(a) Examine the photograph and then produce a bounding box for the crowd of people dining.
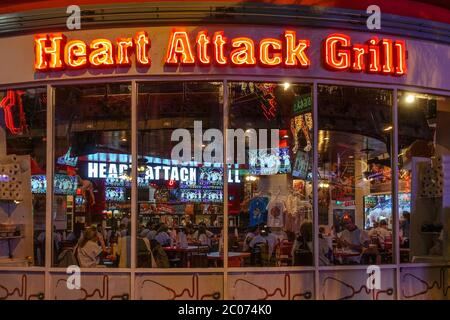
[47,210,401,269]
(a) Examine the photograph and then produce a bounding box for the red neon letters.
[323,33,407,75]
[34,29,407,76]
[0,90,27,135]
[35,31,151,71]
[165,30,195,65]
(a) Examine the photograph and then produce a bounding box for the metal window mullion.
[223,79,229,300]
[44,84,54,300]
[130,80,138,299]
[312,82,320,300]
[392,88,401,300]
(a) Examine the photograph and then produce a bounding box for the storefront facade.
[0,0,449,300]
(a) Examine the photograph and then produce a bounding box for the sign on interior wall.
[86,162,241,184]
[33,30,407,76]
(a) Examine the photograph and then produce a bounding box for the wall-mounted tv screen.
[249,147,291,175]
[364,193,411,230]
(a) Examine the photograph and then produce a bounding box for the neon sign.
[34,30,407,76]
[323,33,407,75]
[0,90,28,135]
[87,162,241,184]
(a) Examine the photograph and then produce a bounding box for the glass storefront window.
[0,87,47,267]
[318,85,393,265]
[136,81,224,268]
[227,82,314,267]
[53,83,131,268]
[398,91,450,263]
[1,80,447,274]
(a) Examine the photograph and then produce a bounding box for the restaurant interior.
[1,81,448,269]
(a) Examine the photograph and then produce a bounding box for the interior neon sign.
[34,29,407,76]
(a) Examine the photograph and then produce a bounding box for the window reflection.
[228,82,314,267]
[0,88,46,267]
[53,83,131,268]
[318,85,393,265]
[137,82,224,268]
[398,92,449,263]
[3,81,445,271]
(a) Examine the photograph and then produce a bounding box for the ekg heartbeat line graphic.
[322,276,394,300]
[402,267,450,299]
[55,275,127,300]
[140,273,220,300]
[232,274,312,300]
[0,275,43,300]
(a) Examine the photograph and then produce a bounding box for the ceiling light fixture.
[405,94,415,104]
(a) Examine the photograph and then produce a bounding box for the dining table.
[163,245,210,267]
[333,249,361,264]
[207,251,251,267]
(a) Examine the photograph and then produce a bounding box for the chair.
[168,256,182,268]
[191,246,209,268]
[277,241,293,266]
[251,241,272,267]
[293,249,313,266]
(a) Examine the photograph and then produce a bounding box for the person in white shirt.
[192,222,214,240]
[77,228,106,268]
[248,233,267,249]
[197,225,212,247]
[262,226,278,257]
[368,219,391,249]
[243,226,257,252]
[318,227,333,265]
[337,215,369,264]
[248,225,268,250]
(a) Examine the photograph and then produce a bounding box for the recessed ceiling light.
[405,94,415,104]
